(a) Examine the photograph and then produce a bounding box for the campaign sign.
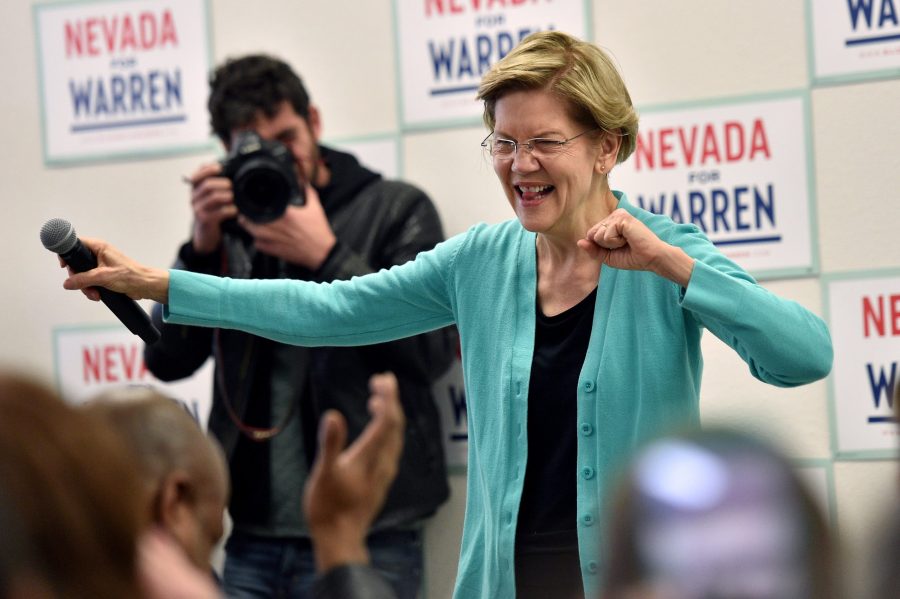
[395,0,587,129]
[825,271,900,459]
[34,0,213,165]
[612,94,815,279]
[809,0,900,83]
[432,355,468,470]
[53,325,214,430]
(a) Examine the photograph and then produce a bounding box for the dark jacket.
[144,146,453,532]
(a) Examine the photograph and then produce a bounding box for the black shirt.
[514,286,596,597]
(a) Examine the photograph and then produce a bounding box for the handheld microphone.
[40,218,161,345]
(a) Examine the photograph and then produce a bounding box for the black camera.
[221,130,305,223]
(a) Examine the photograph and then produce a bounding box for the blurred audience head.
[603,428,836,599]
[868,385,900,599]
[0,372,145,599]
[83,387,229,571]
[869,492,900,599]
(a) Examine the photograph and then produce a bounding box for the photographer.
[143,55,454,599]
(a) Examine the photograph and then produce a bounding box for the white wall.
[5,1,898,598]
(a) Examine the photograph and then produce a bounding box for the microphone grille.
[40,218,77,254]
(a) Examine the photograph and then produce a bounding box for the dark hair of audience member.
[602,428,838,599]
[0,486,46,598]
[0,373,146,598]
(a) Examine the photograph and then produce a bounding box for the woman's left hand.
[577,209,695,286]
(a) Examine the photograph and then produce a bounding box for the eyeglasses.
[481,128,600,160]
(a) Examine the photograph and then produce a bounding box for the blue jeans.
[222,529,423,599]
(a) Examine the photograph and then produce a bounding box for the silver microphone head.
[40,218,78,255]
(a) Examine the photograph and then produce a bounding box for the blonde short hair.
[477,31,638,164]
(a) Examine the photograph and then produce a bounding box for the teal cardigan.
[165,193,833,598]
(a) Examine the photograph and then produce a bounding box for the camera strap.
[213,328,298,442]
[212,243,297,442]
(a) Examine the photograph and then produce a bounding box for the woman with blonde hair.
[61,31,832,598]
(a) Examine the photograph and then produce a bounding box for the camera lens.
[233,160,292,223]
[222,130,304,223]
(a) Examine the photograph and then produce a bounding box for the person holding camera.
[143,55,454,599]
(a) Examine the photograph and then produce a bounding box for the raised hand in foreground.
[303,372,406,574]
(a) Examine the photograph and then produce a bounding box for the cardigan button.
[587,560,598,574]
[580,422,594,436]
[581,467,595,480]
[583,380,595,392]
[582,514,594,527]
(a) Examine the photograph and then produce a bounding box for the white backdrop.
[4,1,899,598]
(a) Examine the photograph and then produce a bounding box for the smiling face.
[491,87,616,241]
